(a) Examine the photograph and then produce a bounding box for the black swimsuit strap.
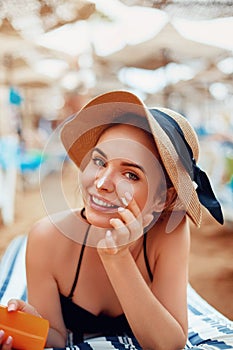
[68,208,153,298]
[143,232,153,282]
[68,222,91,299]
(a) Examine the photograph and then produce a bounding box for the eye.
[125,171,140,181]
[92,156,106,167]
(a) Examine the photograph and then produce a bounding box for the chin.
[85,210,113,229]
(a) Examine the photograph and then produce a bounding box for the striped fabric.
[185,284,233,349]
[0,235,27,304]
[0,235,233,350]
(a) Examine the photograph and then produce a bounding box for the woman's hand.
[7,299,41,317]
[0,329,13,350]
[0,300,41,349]
[97,193,153,256]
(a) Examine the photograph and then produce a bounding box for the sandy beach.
[0,162,232,321]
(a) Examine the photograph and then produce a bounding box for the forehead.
[97,124,158,157]
[95,124,161,171]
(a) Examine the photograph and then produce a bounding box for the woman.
[2,91,223,350]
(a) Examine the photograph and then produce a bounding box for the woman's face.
[80,124,167,228]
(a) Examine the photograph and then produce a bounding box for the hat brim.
[60,90,202,227]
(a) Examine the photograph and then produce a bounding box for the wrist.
[98,245,132,264]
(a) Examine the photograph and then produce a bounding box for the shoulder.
[27,208,85,250]
[148,213,190,257]
[145,214,190,282]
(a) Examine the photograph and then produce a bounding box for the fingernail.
[6,336,13,345]
[106,230,112,238]
[118,206,124,212]
[125,192,132,201]
[8,303,17,312]
[0,329,5,337]
[121,197,128,206]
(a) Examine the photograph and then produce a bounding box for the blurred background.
[0,0,233,319]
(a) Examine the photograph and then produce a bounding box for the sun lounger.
[0,235,233,349]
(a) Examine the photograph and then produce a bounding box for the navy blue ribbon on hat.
[149,108,224,225]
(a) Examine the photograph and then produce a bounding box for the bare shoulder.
[147,213,190,257]
[143,214,190,283]
[27,209,84,250]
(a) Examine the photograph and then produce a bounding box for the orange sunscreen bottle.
[0,305,49,350]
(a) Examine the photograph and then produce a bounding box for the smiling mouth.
[91,195,118,209]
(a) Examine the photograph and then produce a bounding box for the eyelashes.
[92,156,141,182]
[124,172,140,181]
[92,156,106,167]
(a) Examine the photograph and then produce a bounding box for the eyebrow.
[92,147,106,158]
[92,147,145,174]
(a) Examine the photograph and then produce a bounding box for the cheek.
[128,181,149,213]
[79,164,97,190]
[136,187,149,212]
[114,177,149,211]
[146,175,167,213]
[115,179,134,203]
[140,175,163,214]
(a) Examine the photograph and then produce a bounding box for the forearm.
[100,251,187,350]
[45,328,66,348]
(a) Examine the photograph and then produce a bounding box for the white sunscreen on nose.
[97,176,106,189]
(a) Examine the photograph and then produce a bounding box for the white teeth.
[92,196,116,208]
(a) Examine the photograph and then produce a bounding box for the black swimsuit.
[59,224,153,344]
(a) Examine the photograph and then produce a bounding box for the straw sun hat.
[60,90,223,228]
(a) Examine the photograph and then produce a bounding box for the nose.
[95,171,115,192]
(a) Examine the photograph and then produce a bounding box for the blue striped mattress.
[0,235,233,350]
